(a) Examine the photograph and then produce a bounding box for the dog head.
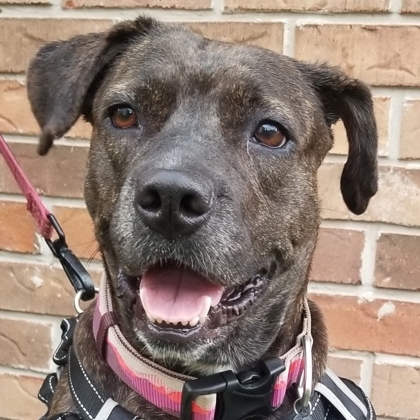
[27,17,377,374]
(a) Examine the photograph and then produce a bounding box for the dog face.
[28,17,377,374]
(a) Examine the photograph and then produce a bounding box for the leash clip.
[181,358,285,420]
[45,214,96,302]
[294,335,313,414]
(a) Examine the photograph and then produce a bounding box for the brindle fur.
[27,17,378,419]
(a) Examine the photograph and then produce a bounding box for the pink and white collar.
[93,276,313,420]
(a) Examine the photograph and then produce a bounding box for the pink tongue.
[140,267,224,323]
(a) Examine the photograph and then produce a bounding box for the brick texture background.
[0,0,419,419]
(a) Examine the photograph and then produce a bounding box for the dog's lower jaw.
[105,260,327,379]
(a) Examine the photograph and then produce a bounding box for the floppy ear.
[296,62,378,215]
[27,16,158,155]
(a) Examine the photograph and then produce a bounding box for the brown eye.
[254,122,287,148]
[111,106,138,129]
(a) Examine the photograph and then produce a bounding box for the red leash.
[0,133,96,301]
[0,133,53,239]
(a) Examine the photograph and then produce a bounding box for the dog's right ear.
[296,62,378,216]
[27,17,158,155]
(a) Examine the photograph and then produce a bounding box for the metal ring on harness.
[293,399,312,416]
[74,287,100,314]
[294,335,313,412]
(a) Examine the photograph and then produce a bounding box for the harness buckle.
[45,214,96,301]
[180,358,285,420]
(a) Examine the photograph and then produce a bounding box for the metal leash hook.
[73,289,99,314]
[293,335,314,420]
[45,214,98,313]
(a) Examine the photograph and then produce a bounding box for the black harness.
[38,316,375,420]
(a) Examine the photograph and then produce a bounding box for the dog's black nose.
[136,170,214,238]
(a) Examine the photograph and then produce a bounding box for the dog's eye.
[111,106,138,129]
[253,122,287,148]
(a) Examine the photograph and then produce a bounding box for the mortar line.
[359,353,375,397]
[282,16,296,57]
[39,195,87,208]
[212,0,223,16]
[324,154,420,167]
[388,90,404,160]
[308,282,420,304]
[0,192,87,207]
[328,349,373,359]
[2,133,90,148]
[1,6,420,23]
[0,309,62,324]
[328,348,420,367]
[375,353,420,366]
[320,219,420,236]
[360,224,379,287]
[0,364,47,378]
[389,0,403,13]
[0,73,26,82]
[0,246,104,268]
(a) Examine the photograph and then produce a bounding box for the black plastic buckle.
[180,358,285,420]
[45,214,95,301]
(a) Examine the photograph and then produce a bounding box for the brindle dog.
[27,16,378,419]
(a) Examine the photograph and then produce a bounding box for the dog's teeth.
[147,314,156,323]
[181,321,189,326]
[156,318,163,324]
[189,317,200,327]
[199,296,212,324]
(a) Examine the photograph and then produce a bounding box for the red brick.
[0,19,283,74]
[331,97,390,156]
[0,18,111,73]
[224,0,389,12]
[185,22,283,53]
[0,80,39,135]
[311,294,420,357]
[0,317,52,370]
[296,25,420,86]
[0,142,87,198]
[0,261,102,316]
[0,201,38,253]
[372,363,420,419]
[327,354,363,385]
[311,228,364,284]
[53,206,100,260]
[63,0,211,9]
[0,373,44,420]
[0,80,91,139]
[401,0,420,13]
[374,233,420,291]
[318,164,420,228]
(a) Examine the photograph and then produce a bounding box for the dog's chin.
[114,262,270,355]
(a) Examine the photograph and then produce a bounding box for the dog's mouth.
[122,264,268,341]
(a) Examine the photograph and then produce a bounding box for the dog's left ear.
[27,17,158,155]
[296,62,378,215]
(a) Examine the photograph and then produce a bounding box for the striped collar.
[92,276,313,419]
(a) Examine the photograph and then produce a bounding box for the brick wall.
[0,0,419,419]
